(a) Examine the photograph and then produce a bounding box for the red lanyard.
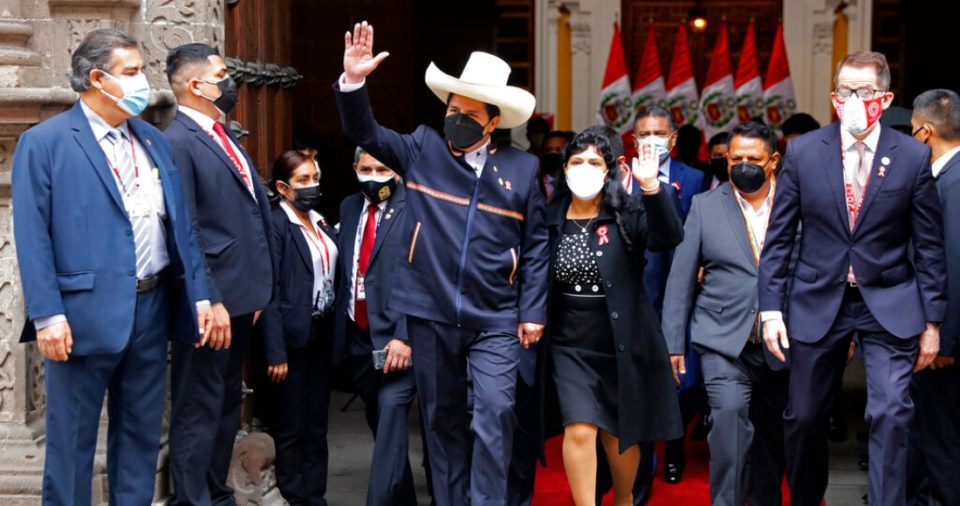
[298,221,331,274]
[110,131,140,195]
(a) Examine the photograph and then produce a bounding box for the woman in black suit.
[260,149,338,505]
[544,130,684,505]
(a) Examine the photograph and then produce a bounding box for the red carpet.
[532,435,803,505]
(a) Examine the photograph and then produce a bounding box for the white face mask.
[356,174,393,183]
[565,163,606,201]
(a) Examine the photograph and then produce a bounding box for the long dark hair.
[560,129,640,249]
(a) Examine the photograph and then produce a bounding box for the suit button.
[837,276,845,282]
[127,269,135,276]
[611,311,619,319]
[606,281,613,288]
[618,344,625,352]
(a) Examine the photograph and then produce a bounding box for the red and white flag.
[632,23,666,119]
[699,20,736,140]
[734,20,764,123]
[763,21,797,132]
[597,22,634,140]
[665,25,700,128]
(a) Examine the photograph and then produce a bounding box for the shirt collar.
[734,180,776,214]
[280,200,323,229]
[362,197,389,210]
[463,139,491,164]
[80,98,128,142]
[179,105,220,133]
[840,123,882,153]
[932,145,960,178]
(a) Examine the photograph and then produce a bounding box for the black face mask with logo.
[730,162,767,194]
[444,113,488,151]
[358,177,398,204]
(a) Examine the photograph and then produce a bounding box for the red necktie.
[212,121,253,194]
[355,204,378,330]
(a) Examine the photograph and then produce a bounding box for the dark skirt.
[550,291,620,436]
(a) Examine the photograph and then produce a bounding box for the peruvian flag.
[734,20,764,123]
[631,23,667,120]
[698,20,736,140]
[665,24,700,128]
[597,22,634,141]
[763,21,798,132]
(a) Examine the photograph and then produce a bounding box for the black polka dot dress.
[550,220,619,435]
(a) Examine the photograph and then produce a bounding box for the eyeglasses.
[834,87,886,101]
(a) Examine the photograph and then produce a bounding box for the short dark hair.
[271,150,315,193]
[543,130,575,145]
[634,104,677,132]
[166,43,220,86]
[835,51,891,91]
[581,125,624,159]
[708,132,729,149]
[446,94,501,122]
[69,29,139,92]
[730,120,779,157]
[913,89,960,141]
[781,113,821,137]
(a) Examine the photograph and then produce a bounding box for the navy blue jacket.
[164,111,274,316]
[759,123,947,342]
[333,83,549,332]
[260,206,338,365]
[334,187,409,355]
[13,101,209,352]
[935,150,960,357]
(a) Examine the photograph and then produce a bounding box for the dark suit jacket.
[759,123,947,342]
[260,206,338,364]
[164,110,274,316]
[663,183,770,360]
[12,101,209,353]
[333,83,549,333]
[935,150,960,357]
[333,187,409,356]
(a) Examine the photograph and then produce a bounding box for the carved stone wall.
[0,1,224,504]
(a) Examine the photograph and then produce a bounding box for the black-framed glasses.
[834,87,885,101]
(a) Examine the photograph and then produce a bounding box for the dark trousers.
[700,342,788,506]
[907,362,960,505]
[785,287,917,506]
[43,285,169,506]
[507,373,538,506]
[170,313,256,506]
[408,316,519,506]
[269,327,334,506]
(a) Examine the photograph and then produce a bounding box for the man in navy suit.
[12,29,210,505]
[907,89,960,506]
[334,22,548,505]
[759,52,947,506]
[163,43,275,506]
[334,147,418,505]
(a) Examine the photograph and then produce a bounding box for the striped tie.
[849,141,868,230]
[106,129,152,279]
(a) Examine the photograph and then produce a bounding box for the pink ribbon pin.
[597,225,610,246]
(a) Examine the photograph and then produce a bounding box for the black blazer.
[260,206,338,364]
[334,187,409,357]
[936,150,960,357]
[540,188,685,452]
[164,111,274,316]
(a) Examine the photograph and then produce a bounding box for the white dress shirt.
[658,157,672,183]
[280,201,338,314]
[37,101,172,331]
[348,198,388,321]
[179,105,257,200]
[734,182,776,255]
[933,145,960,178]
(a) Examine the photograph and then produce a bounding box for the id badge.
[127,197,153,219]
[356,276,367,301]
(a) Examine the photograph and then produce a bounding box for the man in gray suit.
[662,121,789,506]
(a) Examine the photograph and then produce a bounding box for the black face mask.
[542,152,564,176]
[203,76,239,114]
[709,157,729,181]
[444,113,488,151]
[289,184,322,212]
[358,177,398,204]
[730,162,767,194]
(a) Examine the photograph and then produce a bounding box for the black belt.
[136,271,166,292]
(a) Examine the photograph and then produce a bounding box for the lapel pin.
[385,208,394,220]
[146,138,153,146]
[493,166,499,173]
[505,181,512,191]
[498,177,504,186]
[879,166,887,178]
[881,156,891,166]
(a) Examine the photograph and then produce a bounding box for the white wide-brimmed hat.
[425,52,536,129]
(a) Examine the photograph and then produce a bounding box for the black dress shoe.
[827,414,848,442]
[664,457,686,484]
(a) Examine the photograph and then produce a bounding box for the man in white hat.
[333,22,548,505]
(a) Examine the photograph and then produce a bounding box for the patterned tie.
[106,129,151,279]
[212,121,254,196]
[354,204,378,330]
[849,141,869,230]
